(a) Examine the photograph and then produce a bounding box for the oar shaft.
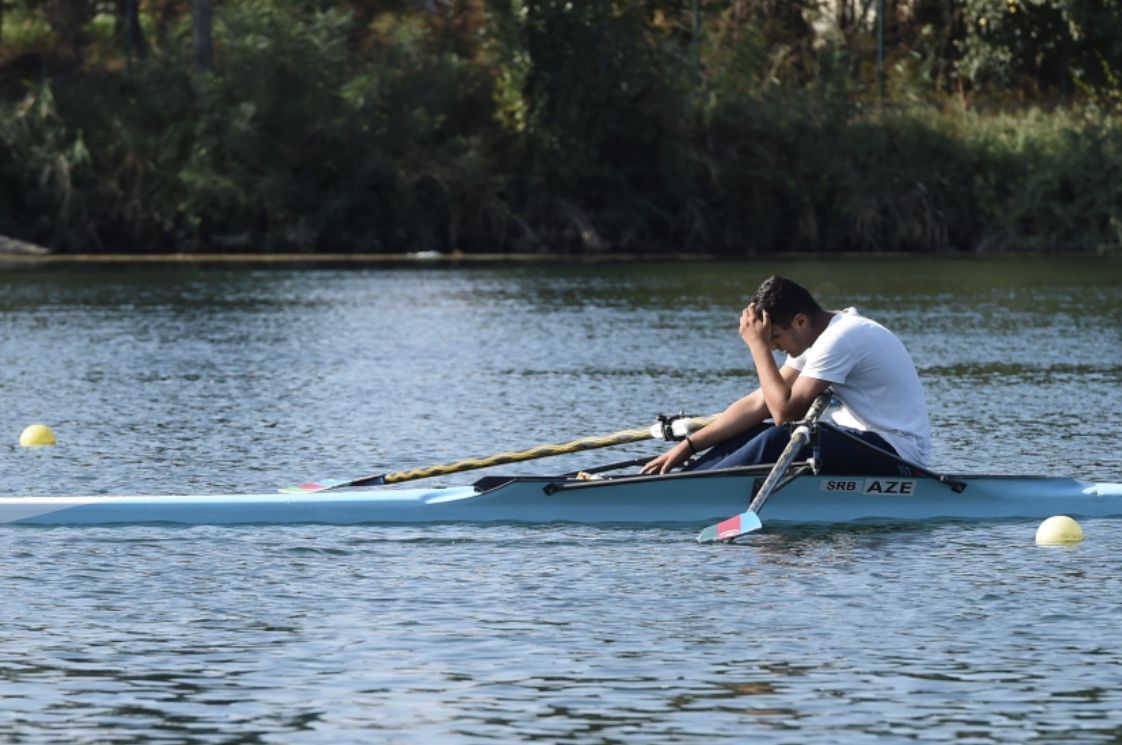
[375,415,718,486]
[698,394,833,543]
[746,394,832,514]
[746,425,812,513]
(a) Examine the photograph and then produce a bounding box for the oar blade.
[279,479,347,494]
[696,510,763,544]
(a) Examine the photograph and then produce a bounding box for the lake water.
[1,256,1121,742]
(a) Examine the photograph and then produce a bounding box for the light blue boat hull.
[2,471,1122,527]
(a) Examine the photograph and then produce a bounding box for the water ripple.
[2,260,1122,742]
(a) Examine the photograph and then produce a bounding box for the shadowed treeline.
[1,0,1120,254]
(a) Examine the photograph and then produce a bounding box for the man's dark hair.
[750,275,823,327]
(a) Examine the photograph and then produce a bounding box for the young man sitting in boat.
[641,275,931,476]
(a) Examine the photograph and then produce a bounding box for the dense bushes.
[0,0,1120,253]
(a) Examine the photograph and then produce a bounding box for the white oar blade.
[696,510,763,544]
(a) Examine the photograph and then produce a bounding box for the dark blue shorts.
[686,422,909,476]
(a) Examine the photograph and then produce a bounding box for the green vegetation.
[1,0,1120,254]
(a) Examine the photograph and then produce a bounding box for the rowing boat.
[3,467,1121,526]
[5,406,1119,528]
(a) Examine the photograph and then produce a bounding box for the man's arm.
[772,374,832,423]
[741,305,831,424]
[639,365,801,475]
[688,363,805,449]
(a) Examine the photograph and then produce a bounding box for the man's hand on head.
[740,302,773,353]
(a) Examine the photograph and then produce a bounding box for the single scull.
[2,468,1120,526]
[4,406,1119,528]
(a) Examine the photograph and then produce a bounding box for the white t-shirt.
[785,308,931,465]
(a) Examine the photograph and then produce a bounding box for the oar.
[697,394,832,544]
[282,414,718,493]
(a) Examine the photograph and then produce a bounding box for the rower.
[642,275,931,477]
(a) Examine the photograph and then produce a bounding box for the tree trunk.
[192,0,213,71]
[125,0,148,62]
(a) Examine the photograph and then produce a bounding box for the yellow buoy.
[19,424,57,447]
[1035,515,1083,545]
